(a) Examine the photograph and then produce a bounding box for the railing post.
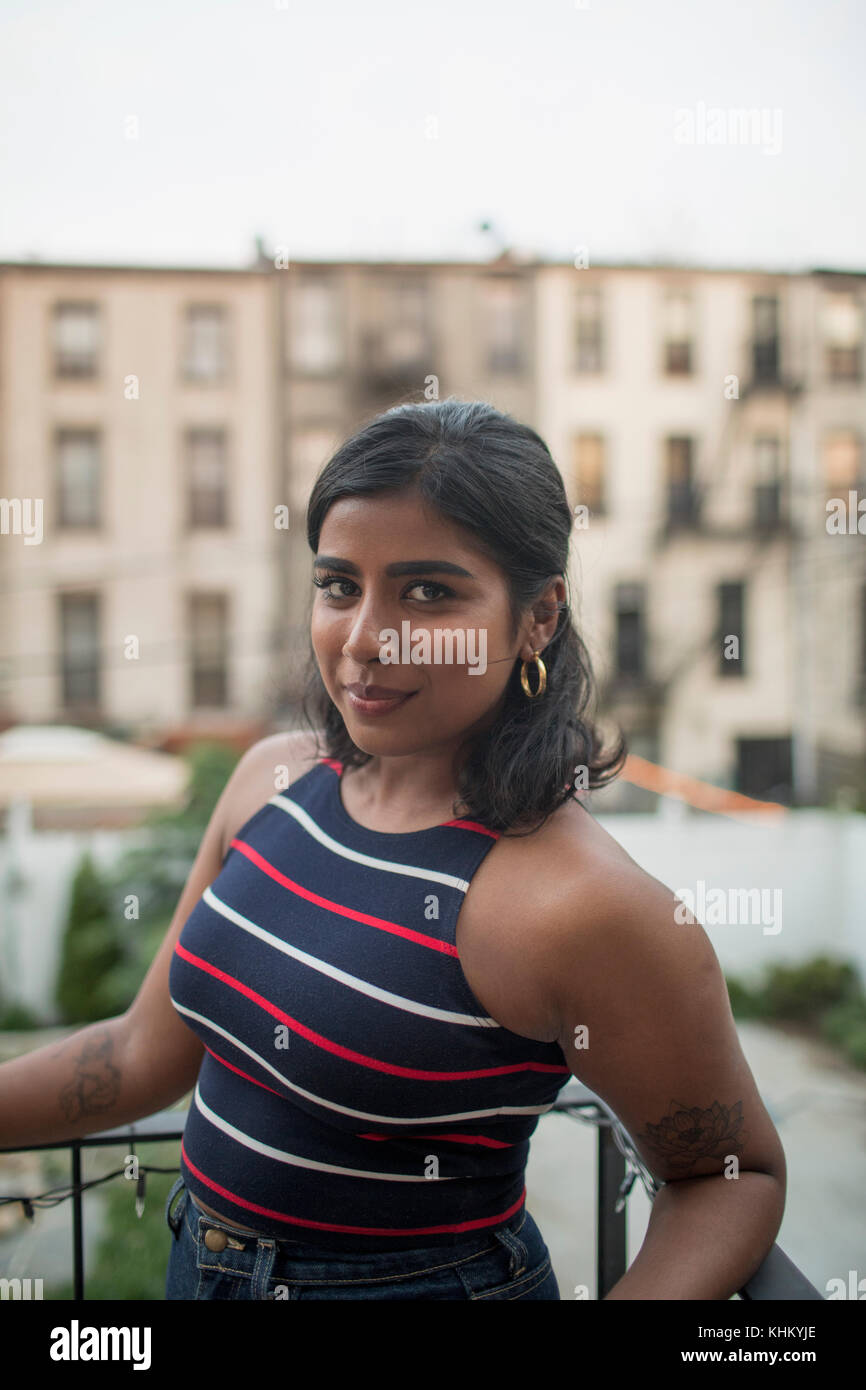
[71,1142,84,1301]
[597,1121,627,1298]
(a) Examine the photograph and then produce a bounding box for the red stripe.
[204,1044,285,1098]
[175,940,568,1080]
[229,837,459,957]
[358,1131,512,1148]
[439,818,499,838]
[181,1140,526,1237]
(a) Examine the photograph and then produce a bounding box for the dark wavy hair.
[300,396,626,835]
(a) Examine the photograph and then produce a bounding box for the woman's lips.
[343,687,418,716]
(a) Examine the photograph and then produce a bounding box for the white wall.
[594,804,866,987]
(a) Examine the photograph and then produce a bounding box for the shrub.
[54,853,124,1025]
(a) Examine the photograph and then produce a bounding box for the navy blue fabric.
[168,758,572,1251]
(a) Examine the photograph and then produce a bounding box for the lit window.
[572,433,606,513]
[822,293,863,382]
[822,429,862,495]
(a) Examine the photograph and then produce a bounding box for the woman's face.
[311,491,555,763]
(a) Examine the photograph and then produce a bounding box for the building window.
[483,278,524,372]
[822,292,863,383]
[665,436,698,525]
[575,286,603,372]
[735,736,792,804]
[662,289,693,374]
[751,295,779,383]
[375,281,430,366]
[182,305,228,382]
[289,279,342,374]
[53,302,100,378]
[188,593,229,707]
[717,581,745,676]
[59,592,101,707]
[185,428,228,527]
[614,582,645,678]
[753,435,783,528]
[822,429,863,498]
[572,433,606,514]
[56,428,101,527]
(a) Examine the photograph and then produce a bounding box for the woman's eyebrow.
[313,556,476,579]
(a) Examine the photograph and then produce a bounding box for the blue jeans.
[164,1177,560,1300]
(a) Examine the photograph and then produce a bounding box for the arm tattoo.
[635,1099,745,1177]
[58,1028,122,1122]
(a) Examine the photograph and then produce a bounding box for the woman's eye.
[405,581,450,601]
[313,576,355,600]
[312,576,452,602]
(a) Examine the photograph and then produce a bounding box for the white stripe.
[170,997,558,1125]
[193,1082,457,1182]
[203,884,499,1028]
[265,792,474,892]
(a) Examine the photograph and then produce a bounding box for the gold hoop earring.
[519,649,547,699]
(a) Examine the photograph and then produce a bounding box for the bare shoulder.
[516,796,711,984]
[524,798,677,940]
[475,795,654,941]
[457,795,655,1042]
[218,728,325,859]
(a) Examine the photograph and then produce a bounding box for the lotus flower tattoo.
[637,1099,745,1175]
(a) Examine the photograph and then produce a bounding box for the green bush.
[819,998,866,1046]
[0,1000,41,1030]
[840,1023,866,1069]
[725,975,768,1018]
[727,955,866,1072]
[762,956,860,1022]
[55,853,125,1024]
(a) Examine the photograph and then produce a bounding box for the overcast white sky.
[0,0,863,270]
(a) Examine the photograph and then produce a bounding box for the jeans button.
[204,1227,228,1252]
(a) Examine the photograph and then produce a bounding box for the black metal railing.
[1,1082,824,1300]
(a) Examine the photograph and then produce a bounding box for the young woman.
[0,398,785,1300]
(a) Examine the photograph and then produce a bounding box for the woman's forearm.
[602,1169,786,1300]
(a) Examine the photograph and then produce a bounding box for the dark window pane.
[718,581,745,676]
[60,593,100,706]
[615,582,645,677]
[736,737,792,804]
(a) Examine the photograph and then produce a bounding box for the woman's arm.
[543,860,787,1300]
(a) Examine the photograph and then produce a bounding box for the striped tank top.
[168,756,573,1250]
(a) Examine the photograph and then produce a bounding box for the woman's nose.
[341,606,389,664]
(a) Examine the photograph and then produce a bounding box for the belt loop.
[251,1238,278,1300]
[493,1223,527,1278]
[165,1176,187,1238]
